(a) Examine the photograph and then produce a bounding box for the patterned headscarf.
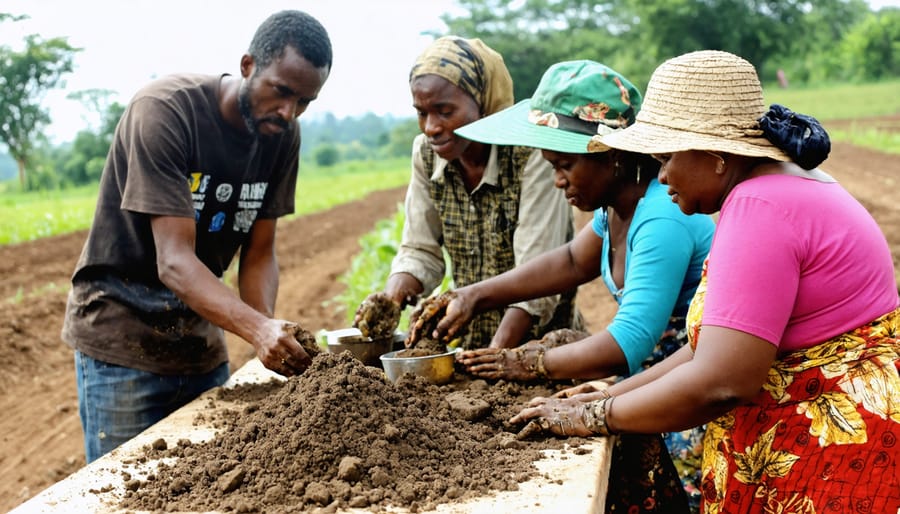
[410,36,514,116]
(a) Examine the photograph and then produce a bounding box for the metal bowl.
[325,328,394,367]
[379,348,459,385]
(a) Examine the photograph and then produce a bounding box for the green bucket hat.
[455,60,642,153]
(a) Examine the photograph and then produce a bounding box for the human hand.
[457,339,547,380]
[352,292,401,340]
[539,328,591,349]
[384,272,423,309]
[253,319,316,377]
[551,379,614,400]
[406,290,472,347]
[551,382,598,399]
[509,396,594,439]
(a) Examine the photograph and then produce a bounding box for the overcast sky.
[2,0,898,143]
[1,0,460,142]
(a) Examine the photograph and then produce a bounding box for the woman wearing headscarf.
[361,36,583,349]
[511,50,900,513]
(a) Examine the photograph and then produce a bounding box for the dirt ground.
[1,118,899,511]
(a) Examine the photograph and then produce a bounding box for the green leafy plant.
[334,203,453,331]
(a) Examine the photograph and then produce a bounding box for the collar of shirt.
[430,144,501,192]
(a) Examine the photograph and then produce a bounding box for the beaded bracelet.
[581,397,616,436]
[533,348,549,379]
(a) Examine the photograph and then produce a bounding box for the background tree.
[440,0,874,94]
[385,118,422,158]
[57,98,124,186]
[439,0,629,101]
[314,143,340,167]
[837,8,900,81]
[0,13,79,189]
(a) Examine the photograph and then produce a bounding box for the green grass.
[0,158,410,246]
[0,185,99,245]
[291,159,409,218]
[764,79,900,121]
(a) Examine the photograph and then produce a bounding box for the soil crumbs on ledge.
[120,352,586,513]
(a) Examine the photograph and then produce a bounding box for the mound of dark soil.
[120,352,582,513]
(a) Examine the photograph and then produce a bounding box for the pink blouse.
[701,174,898,352]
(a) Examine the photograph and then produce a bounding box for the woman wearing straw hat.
[357,36,584,350]
[511,50,900,513]
[408,59,716,512]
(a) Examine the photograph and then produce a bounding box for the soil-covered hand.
[352,292,401,340]
[254,320,317,377]
[384,272,424,309]
[551,379,614,400]
[509,396,594,439]
[457,340,546,381]
[538,328,591,349]
[406,290,469,347]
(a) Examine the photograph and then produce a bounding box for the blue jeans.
[75,351,229,463]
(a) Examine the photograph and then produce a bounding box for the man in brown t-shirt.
[61,10,332,463]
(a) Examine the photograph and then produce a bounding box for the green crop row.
[334,203,453,332]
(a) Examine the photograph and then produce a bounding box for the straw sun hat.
[602,50,790,162]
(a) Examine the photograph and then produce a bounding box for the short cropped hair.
[248,10,332,71]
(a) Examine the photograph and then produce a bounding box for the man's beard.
[238,76,290,137]
[237,78,259,137]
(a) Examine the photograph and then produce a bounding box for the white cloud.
[1,0,460,142]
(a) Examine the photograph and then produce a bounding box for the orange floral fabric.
[687,259,900,513]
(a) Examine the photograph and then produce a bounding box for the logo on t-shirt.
[189,173,210,193]
[215,184,233,203]
[234,210,258,233]
[210,212,226,232]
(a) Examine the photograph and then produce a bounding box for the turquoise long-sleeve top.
[594,179,715,375]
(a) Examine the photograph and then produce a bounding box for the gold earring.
[705,151,725,174]
[636,164,641,184]
[614,161,622,178]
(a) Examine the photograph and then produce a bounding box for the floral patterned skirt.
[699,307,900,513]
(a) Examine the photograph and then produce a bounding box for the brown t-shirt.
[62,73,299,374]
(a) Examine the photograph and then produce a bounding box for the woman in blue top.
[407,60,714,513]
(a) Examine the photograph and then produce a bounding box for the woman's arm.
[606,326,777,432]
[512,327,777,434]
[607,216,698,375]
[424,224,603,342]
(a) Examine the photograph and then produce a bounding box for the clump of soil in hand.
[406,291,461,349]
[285,323,321,357]
[353,292,401,341]
[120,353,580,513]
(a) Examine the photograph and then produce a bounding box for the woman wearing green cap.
[407,59,715,512]
[511,51,899,514]
[356,36,584,350]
